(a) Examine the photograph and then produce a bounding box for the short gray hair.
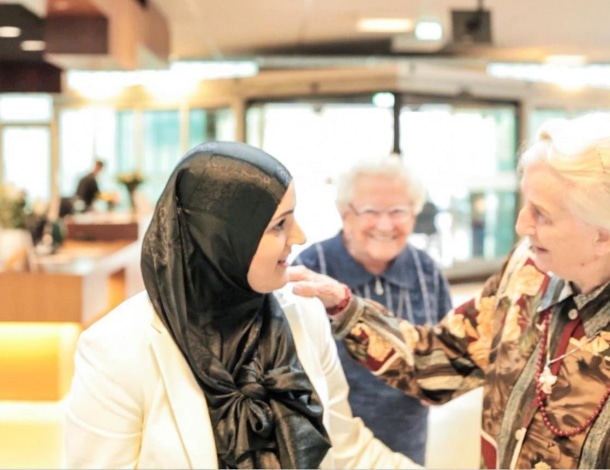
[335,155,426,215]
[519,112,610,230]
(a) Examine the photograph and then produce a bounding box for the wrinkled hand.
[287,265,348,310]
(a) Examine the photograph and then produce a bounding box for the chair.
[0,322,81,468]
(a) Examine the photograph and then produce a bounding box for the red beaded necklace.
[535,310,610,437]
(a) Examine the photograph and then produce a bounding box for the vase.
[127,189,137,214]
[0,228,35,271]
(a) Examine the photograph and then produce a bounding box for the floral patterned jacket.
[332,240,610,469]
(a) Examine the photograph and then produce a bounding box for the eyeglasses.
[348,203,413,222]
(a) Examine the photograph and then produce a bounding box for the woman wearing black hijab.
[64,142,416,469]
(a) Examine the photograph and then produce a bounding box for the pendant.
[539,365,557,395]
[374,277,384,295]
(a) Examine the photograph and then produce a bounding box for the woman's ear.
[593,228,610,256]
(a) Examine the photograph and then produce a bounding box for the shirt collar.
[536,272,610,339]
[536,273,573,313]
[327,233,414,289]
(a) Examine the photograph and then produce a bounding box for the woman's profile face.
[247,181,306,293]
[515,161,601,290]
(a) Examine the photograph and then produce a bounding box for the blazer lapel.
[150,315,218,469]
[281,298,329,405]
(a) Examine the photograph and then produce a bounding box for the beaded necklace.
[535,310,610,437]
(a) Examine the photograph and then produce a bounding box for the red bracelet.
[326,285,351,316]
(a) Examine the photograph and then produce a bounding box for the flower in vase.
[117,172,145,193]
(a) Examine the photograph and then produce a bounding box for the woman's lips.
[531,244,548,255]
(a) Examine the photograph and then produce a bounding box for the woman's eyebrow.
[268,209,294,223]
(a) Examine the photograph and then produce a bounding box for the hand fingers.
[291,282,317,298]
[287,265,313,282]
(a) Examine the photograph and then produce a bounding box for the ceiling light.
[414,21,443,41]
[357,18,413,33]
[372,92,395,108]
[169,60,259,79]
[0,26,21,38]
[21,40,45,51]
[545,55,586,66]
[487,63,610,90]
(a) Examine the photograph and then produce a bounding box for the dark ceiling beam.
[0,60,61,93]
[0,4,45,62]
[45,15,109,55]
[44,0,170,70]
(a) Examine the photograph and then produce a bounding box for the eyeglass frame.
[348,203,414,222]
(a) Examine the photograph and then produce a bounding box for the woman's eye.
[271,219,286,231]
[532,206,549,223]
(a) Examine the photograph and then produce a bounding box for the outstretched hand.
[287,265,348,310]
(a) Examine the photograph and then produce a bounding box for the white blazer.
[64,288,418,469]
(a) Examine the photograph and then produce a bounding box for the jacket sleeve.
[301,296,421,469]
[64,308,146,469]
[327,245,527,405]
[330,279,497,405]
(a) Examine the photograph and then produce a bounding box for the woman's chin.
[530,251,551,273]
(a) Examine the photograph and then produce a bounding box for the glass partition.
[0,94,52,204]
[189,108,236,149]
[141,110,181,205]
[56,106,235,211]
[58,107,117,199]
[1,126,50,201]
[399,103,519,265]
[246,97,395,257]
[246,95,519,268]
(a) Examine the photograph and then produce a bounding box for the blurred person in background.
[75,159,104,212]
[293,156,452,465]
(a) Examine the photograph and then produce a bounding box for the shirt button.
[568,309,578,320]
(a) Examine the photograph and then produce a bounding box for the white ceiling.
[149,0,610,68]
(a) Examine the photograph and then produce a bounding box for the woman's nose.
[290,221,307,246]
[515,205,534,237]
[373,212,395,230]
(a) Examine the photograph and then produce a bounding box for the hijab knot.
[237,364,269,401]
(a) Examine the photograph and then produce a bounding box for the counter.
[0,239,144,325]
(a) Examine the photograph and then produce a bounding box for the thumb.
[287,265,310,282]
[291,282,318,298]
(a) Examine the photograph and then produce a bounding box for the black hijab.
[140,141,331,469]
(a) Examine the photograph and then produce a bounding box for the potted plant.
[116,172,145,212]
[0,184,35,271]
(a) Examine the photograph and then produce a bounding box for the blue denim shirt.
[293,232,452,464]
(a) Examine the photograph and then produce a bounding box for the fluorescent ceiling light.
[0,26,21,38]
[545,55,586,66]
[487,63,610,90]
[66,60,259,99]
[169,60,259,79]
[21,40,45,51]
[357,18,413,33]
[414,21,443,41]
[372,92,395,108]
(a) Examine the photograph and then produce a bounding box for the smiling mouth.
[369,233,396,242]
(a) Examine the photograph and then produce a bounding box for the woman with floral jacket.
[289,113,610,469]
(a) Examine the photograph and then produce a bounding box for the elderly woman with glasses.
[292,156,452,465]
